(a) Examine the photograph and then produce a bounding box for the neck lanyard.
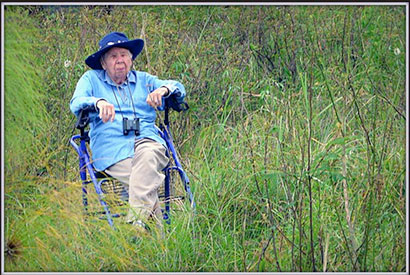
[111,80,138,120]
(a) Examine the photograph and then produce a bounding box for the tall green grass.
[3,7,50,178]
[3,5,407,272]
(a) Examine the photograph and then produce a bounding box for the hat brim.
[85,39,144,70]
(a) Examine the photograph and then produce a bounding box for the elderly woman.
[70,32,186,233]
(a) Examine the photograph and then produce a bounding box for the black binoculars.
[123,117,140,136]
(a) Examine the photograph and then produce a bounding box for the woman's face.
[101,47,132,85]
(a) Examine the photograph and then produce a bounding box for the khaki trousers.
[105,138,169,224]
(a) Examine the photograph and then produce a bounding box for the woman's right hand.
[96,100,115,123]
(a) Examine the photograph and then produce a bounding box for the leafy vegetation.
[3,4,407,272]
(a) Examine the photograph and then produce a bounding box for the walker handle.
[75,105,96,130]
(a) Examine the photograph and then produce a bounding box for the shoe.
[127,219,149,236]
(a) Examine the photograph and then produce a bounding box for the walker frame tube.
[159,123,196,210]
[70,134,115,227]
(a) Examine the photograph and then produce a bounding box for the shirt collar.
[97,70,136,86]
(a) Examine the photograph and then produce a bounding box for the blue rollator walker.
[70,95,195,228]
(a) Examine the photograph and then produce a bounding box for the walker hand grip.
[75,105,96,130]
[165,94,189,112]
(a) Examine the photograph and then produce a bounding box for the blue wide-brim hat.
[85,32,144,70]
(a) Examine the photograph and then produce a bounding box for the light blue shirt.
[70,69,186,171]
